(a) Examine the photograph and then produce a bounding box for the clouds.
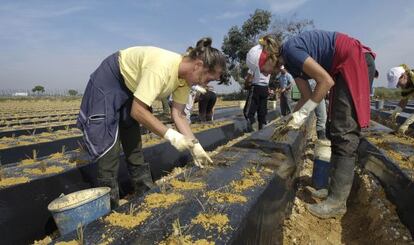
[265,0,310,13]
[216,11,246,20]
[0,0,413,93]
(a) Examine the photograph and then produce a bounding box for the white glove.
[190,143,213,168]
[391,106,403,122]
[193,85,207,94]
[287,99,318,129]
[398,114,414,135]
[163,128,194,152]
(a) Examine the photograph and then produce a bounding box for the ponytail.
[185,37,226,72]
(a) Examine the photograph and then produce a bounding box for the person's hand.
[397,114,414,135]
[391,106,403,122]
[190,143,213,168]
[272,100,318,140]
[286,99,318,129]
[163,128,194,151]
[398,124,409,135]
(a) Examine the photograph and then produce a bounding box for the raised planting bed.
[371,107,414,133]
[359,120,414,236]
[0,114,78,128]
[0,111,78,122]
[0,106,265,165]
[0,111,279,245]
[0,121,78,138]
[52,118,312,245]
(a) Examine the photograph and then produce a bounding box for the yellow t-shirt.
[118,46,190,106]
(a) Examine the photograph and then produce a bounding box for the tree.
[222,10,314,85]
[222,9,272,84]
[68,89,78,96]
[32,85,45,95]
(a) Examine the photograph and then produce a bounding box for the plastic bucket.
[375,100,384,110]
[48,187,111,236]
[312,159,331,190]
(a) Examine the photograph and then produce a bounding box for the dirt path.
[282,137,413,245]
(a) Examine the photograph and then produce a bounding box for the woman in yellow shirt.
[77,37,226,207]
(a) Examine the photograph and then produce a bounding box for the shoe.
[306,155,355,219]
[317,130,327,140]
[307,198,347,219]
[246,121,254,132]
[128,162,155,196]
[305,186,328,199]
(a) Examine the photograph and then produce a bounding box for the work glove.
[272,99,318,140]
[397,114,414,135]
[163,128,194,152]
[190,142,213,168]
[287,99,319,129]
[193,85,207,94]
[391,106,403,122]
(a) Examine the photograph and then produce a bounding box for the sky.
[0,0,413,94]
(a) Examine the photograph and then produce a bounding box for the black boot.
[305,186,328,199]
[317,129,327,140]
[128,162,155,197]
[246,119,254,132]
[307,155,355,218]
[97,178,120,209]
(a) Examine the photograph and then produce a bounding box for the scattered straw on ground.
[0,176,30,188]
[192,213,230,233]
[55,240,79,245]
[159,235,215,245]
[230,178,256,193]
[49,152,65,159]
[170,179,205,190]
[105,210,151,229]
[206,191,247,204]
[32,236,52,244]
[144,193,183,209]
[20,158,37,166]
[23,166,64,175]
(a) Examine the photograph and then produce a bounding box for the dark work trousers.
[244,85,269,129]
[97,112,154,207]
[280,91,292,116]
[329,53,376,157]
[198,90,217,121]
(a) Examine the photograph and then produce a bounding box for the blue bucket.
[48,187,111,236]
[312,159,331,190]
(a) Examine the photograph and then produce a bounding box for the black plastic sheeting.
[359,121,414,237]
[0,107,250,165]
[0,111,278,245]
[371,107,414,131]
[0,123,77,138]
[52,117,311,245]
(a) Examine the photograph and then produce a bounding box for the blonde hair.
[258,35,281,63]
[401,64,414,84]
[185,37,226,72]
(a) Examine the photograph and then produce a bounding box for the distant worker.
[244,37,276,131]
[77,38,225,208]
[387,64,414,135]
[276,65,293,116]
[198,85,217,122]
[183,85,207,123]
